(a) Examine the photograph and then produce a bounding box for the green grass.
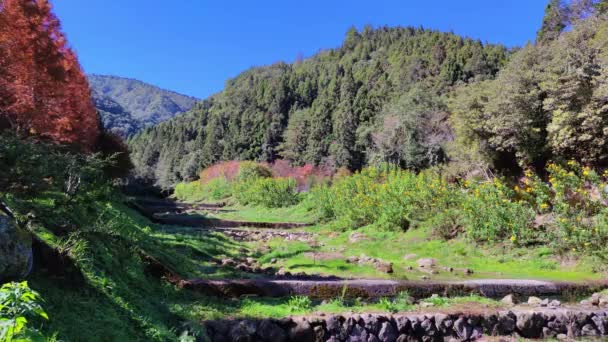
[206,203,316,223]
[256,223,601,281]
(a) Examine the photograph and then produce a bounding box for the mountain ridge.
[88,74,198,136]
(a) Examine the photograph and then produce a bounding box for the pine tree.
[537,0,569,45]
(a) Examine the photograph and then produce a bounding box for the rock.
[591,293,601,306]
[0,214,32,281]
[257,319,286,342]
[494,312,516,335]
[289,319,314,342]
[600,296,608,307]
[556,333,568,340]
[362,315,380,335]
[326,316,348,340]
[540,298,549,307]
[581,323,598,336]
[416,258,436,268]
[454,317,473,340]
[403,254,417,260]
[527,296,543,306]
[580,299,592,306]
[276,267,287,276]
[347,324,368,342]
[313,325,325,342]
[549,299,561,308]
[395,316,411,333]
[463,268,474,275]
[420,302,434,308]
[501,294,516,306]
[229,320,257,342]
[377,321,397,342]
[516,312,546,338]
[375,261,393,274]
[270,258,277,264]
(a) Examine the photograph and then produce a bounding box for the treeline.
[129,27,509,188]
[130,0,608,190]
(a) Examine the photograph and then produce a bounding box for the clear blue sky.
[54,0,548,99]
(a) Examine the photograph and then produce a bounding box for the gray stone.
[556,333,568,340]
[454,317,472,340]
[0,214,32,281]
[367,335,380,342]
[581,323,598,336]
[257,319,286,342]
[549,299,561,308]
[495,312,516,335]
[501,294,516,306]
[591,314,607,335]
[313,325,325,342]
[229,320,257,342]
[378,321,397,342]
[395,316,410,334]
[527,296,543,306]
[289,319,314,342]
[326,316,348,340]
[347,324,368,342]
[516,312,546,338]
[362,314,381,335]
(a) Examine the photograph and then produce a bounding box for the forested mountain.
[89,75,198,136]
[129,27,510,188]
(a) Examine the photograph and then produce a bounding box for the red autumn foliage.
[199,160,336,192]
[199,160,243,184]
[0,0,100,150]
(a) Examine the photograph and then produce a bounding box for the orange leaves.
[0,0,100,150]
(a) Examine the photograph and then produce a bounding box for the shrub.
[286,296,312,313]
[461,178,536,244]
[0,281,49,341]
[233,177,300,208]
[174,178,232,202]
[308,166,457,231]
[236,161,273,182]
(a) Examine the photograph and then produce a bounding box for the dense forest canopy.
[129,26,510,188]
[130,0,608,190]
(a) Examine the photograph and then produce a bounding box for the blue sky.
[54,0,548,99]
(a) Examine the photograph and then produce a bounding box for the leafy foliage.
[0,281,48,342]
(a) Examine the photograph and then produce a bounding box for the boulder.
[375,261,393,274]
[377,321,397,342]
[527,296,543,306]
[516,312,546,338]
[289,319,314,342]
[0,214,32,281]
[229,320,257,342]
[257,319,286,342]
[501,294,517,306]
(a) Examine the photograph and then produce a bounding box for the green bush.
[0,281,49,341]
[174,178,232,202]
[233,177,300,208]
[309,166,457,231]
[236,162,273,182]
[286,296,312,313]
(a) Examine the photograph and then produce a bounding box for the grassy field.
[253,223,601,282]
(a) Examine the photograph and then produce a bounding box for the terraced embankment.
[135,197,608,341]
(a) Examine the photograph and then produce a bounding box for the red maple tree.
[0,0,100,150]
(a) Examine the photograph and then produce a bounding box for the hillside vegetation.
[89,75,198,136]
[129,27,509,188]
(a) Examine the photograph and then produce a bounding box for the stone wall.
[203,308,608,341]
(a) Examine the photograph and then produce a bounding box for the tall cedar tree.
[0,0,99,150]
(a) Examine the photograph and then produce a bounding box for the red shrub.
[199,159,336,192]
